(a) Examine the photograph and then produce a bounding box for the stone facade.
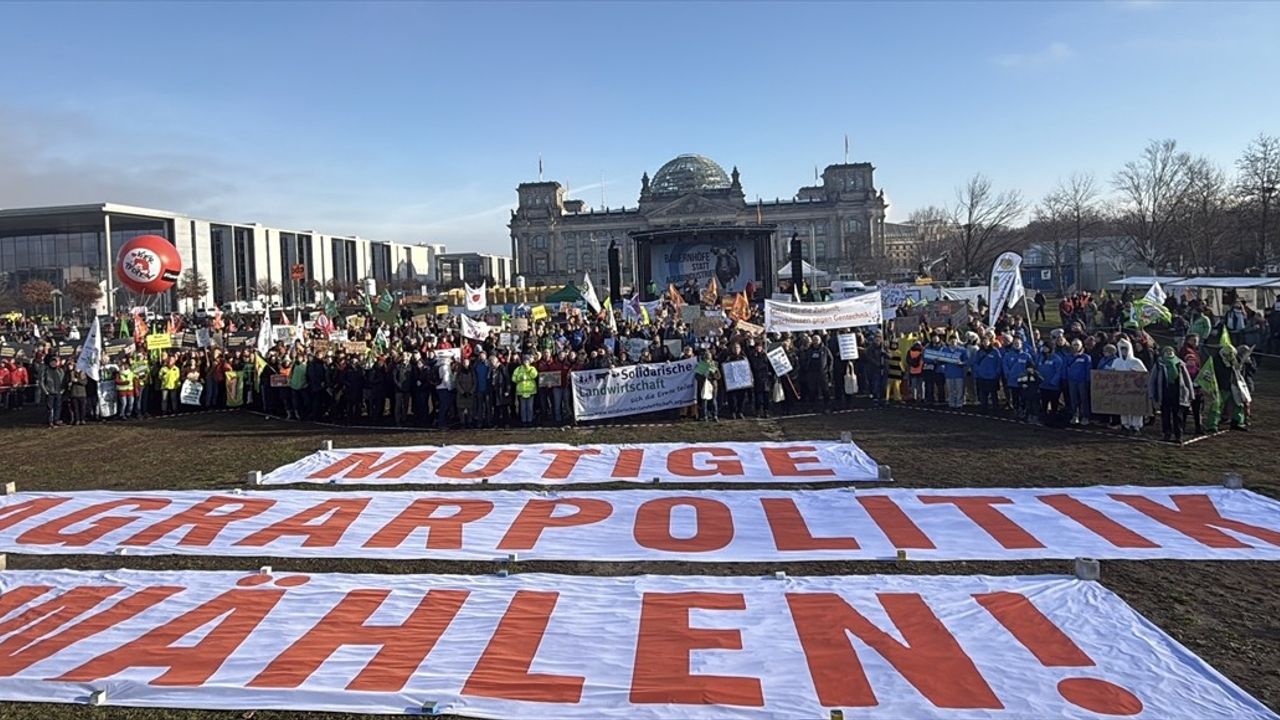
[509,154,888,285]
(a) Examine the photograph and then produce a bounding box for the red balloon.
[116,235,182,295]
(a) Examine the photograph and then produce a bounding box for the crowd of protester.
[0,284,1274,442]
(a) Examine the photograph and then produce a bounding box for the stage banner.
[570,359,696,422]
[258,440,881,486]
[0,486,1277,561]
[0,569,1269,719]
[764,291,883,333]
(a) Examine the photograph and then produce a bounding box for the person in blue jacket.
[1065,339,1094,425]
[1002,337,1034,418]
[1037,343,1064,423]
[970,337,1004,412]
[941,335,968,408]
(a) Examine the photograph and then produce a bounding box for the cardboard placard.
[1091,369,1151,416]
[513,318,529,332]
[538,371,562,388]
[341,341,368,355]
[346,315,366,328]
[735,319,764,336]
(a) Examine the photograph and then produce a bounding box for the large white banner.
[0,569,1268,719]
[570,359,697,421]
[259,440,883,486]
[1,486,1277,561]
[764,291,883,333]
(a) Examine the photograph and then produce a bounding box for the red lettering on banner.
[250,588,468,691]
[630,592,763,706]
[762,498,859,551]
[1038,495,1159,548]
[16,498,171,547]
[634,497,734,553]
[667,447,744,477]
[234,498,371,548]
[0,498,68,530]
[497,499,612,550]
[919,496,1044,549]
[1110,493,1280,549]
[58,586,285,686]
[976,592,1144,715]
[462,591,583,703]
[0,585,181,677]
[363,499,493,549]
[436,449,521,480]
[611,448,644,479]
[856,496,935,549]
[760,446,836,478]
[786,592,1001,709]
[540,448,602,479]
[307,451,436,480]
[121,496,275,547]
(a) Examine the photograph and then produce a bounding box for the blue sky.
[1,1,1276,253]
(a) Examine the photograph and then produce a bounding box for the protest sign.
[513,318,529,332]
[346,315,365,328]
[6,485,1280,561]
[269,374,290,388]
[735,319,764,335]
[145,333,172,351]
[96,378,117,417]
[924,347,966,365]
[538,371,562,388]
[310,339,330,356]
[329,329,349,343]
[838,333,859,360]
[499,332,516,348]
[57,345,75,357]
[179,379,203,405]
[764,291,883,332]
[434,304,449,316]
[341,341,368,355]
[723,358,752,391]
[1091,369,1151,416]
[460,315,490,341]
[571,359,697,421]
[0,568,1267,719]
[680,305,701,323]
[766,345,793,375]
[625,337,650,359]
[692,316,723,337]
[531,305,549,321]
[195,327,212,348]
[663,339,683,359]
[272,326,293,343]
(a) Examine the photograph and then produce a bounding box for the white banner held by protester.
[766,345,793,376]
[4,486,1278,561]
[838,333,859,360]
[260,439,881,485]
[179,379,203,406]
[764,291,882,333]
[464,281,487,312]
[988,251,1026,327]
[0,568,1269,719]
[460,314,490,341]
[74,316,102,381]
[571,358,696,421]
[722,358,752,391]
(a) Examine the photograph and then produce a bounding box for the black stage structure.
[629,223,777,300]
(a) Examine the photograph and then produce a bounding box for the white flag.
[1143,281,1167,306]
[987,251,1025,326]
[255,315,274,357]
[461,314,490,341]
[74,317,102,382]
[582,272,602,314]
[464,281,487,312]
[293,310,306,346]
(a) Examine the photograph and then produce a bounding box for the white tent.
[1164,276,1280,315]
[776,260,830,280]
[1106,275,1186,287]
[939,286,989,304]
[1165,276,1277,289]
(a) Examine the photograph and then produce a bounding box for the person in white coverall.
[1110,338,1147,432]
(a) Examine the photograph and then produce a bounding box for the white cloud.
[993,42,1074,70]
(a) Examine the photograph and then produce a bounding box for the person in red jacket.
[8,360,29,409]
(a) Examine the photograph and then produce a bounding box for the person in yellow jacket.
[114,363,135,419]
[512,356,539,427]
[158,357,181,415]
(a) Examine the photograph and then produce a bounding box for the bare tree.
[1234,133,1280,269]
[1112,139,1194,273]
[1042,173,1101,290]
[950,174,1025,282]
[176,269,209,309]
[906,205,955,275]
[1176,158,1231,273]
[1029,203,1070,294]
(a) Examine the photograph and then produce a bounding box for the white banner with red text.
[764,291,883,333]
[0,569,1269,719]
[0,486,1276,561]
[257,440,884,486]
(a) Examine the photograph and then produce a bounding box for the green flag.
[377,289,394,312]
[1196,356,1220,405]
[1131,299,1171,326]
[1219,327,1234,355]
[324,299,338,318]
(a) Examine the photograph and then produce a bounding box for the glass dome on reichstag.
[650,154,732,195]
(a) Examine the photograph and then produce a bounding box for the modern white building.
[0,203,460,313]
